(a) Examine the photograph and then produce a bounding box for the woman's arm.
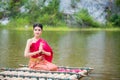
[24,39,40,58]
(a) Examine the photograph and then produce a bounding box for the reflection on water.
[86,31,106,71]
[0,29,9,67]
[0,29,120,80]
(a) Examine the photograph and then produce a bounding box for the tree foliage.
[109,14,120,27]
[116,0,120,6]
[0,0,120,27]
[74,9,100,27]
[0,0,64,27]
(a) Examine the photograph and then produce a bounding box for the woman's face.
[33,26,42,37]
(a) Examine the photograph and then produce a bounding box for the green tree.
[74,9,100,27]
[116,0,120,6]
[109,14,120,27]
[8,0,22,18]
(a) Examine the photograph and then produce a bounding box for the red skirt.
[28,57,58,71]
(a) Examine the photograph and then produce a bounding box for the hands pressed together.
[35,42,51,56]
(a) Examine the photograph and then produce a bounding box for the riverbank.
[1,26,120,31]
[44,27,120,31]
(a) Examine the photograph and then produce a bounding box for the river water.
[0,29,120,80]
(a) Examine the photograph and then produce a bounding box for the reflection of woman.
[24,23,58,71]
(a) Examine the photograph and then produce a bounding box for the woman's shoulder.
[27,38,33,43]
[40,38,51,46]
[40,38,47,43]
[39,38,44,41]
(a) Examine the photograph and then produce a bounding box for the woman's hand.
[38,42,51,56]
[39,42,43,53]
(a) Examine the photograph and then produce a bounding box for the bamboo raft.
[0,65,94,80]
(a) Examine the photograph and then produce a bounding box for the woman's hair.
[33,23,43,30]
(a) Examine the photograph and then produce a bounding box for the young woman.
[24,23,58,71]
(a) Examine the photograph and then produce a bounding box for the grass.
[34,26,120,31]
[1,25,120,31]
[44,27,120,31]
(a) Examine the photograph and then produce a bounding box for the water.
[0,29,120,80]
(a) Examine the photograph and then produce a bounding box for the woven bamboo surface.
[0,66,93,80]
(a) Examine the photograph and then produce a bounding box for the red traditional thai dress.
[28,38,58,71]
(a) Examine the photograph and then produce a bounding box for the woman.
[24,23,58,71]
